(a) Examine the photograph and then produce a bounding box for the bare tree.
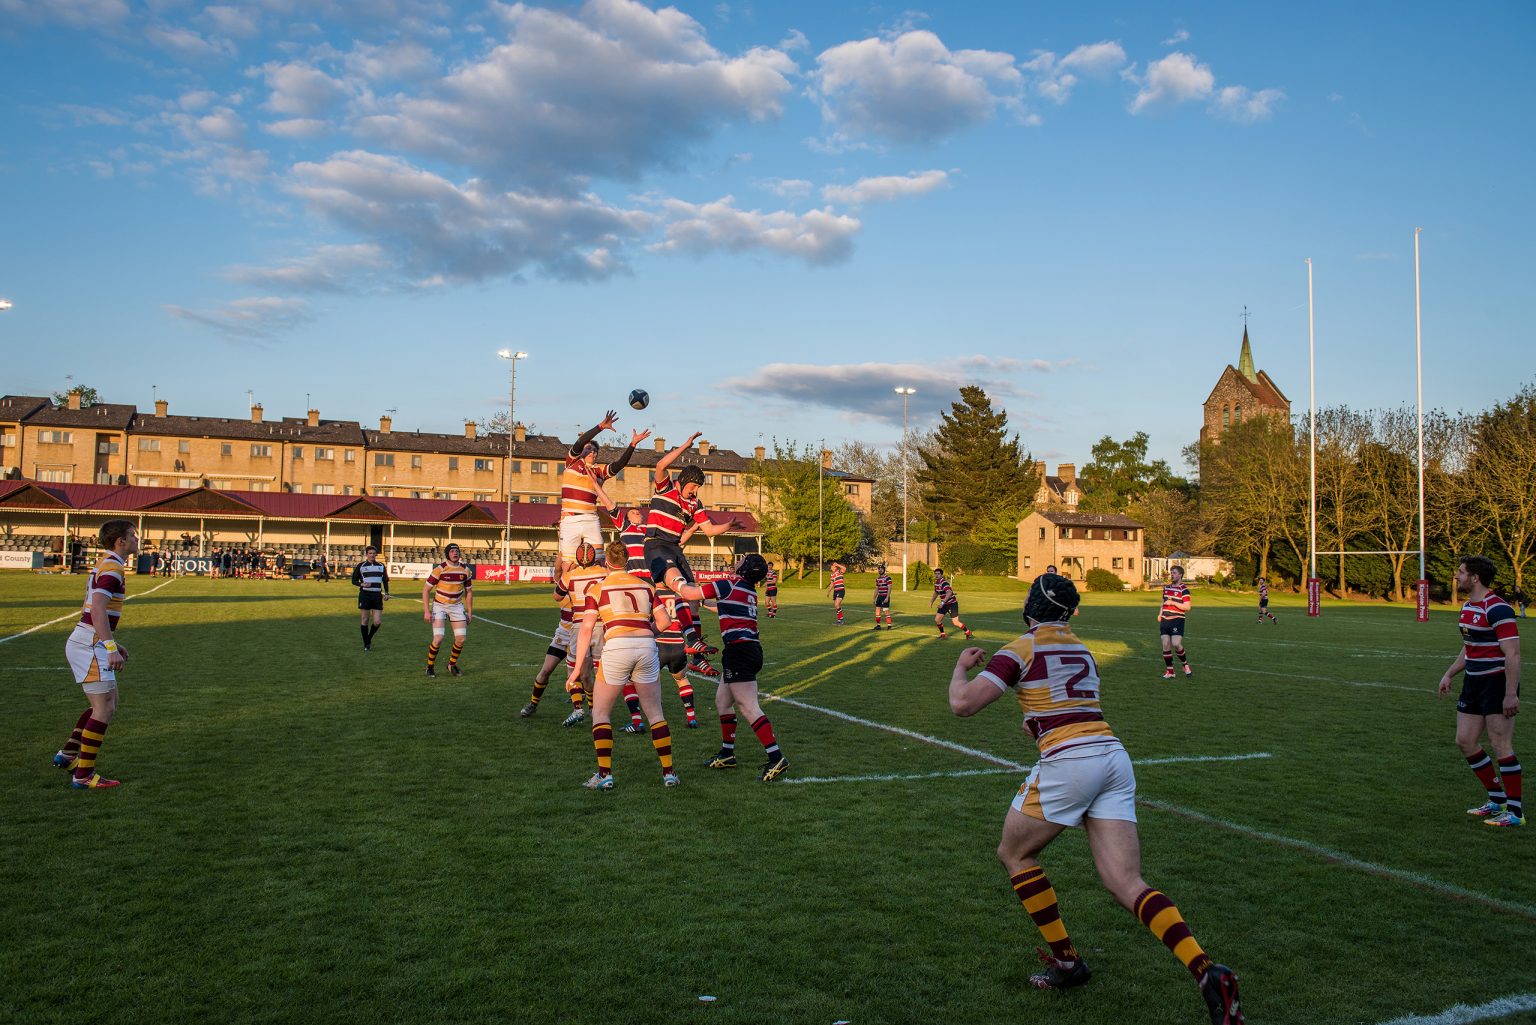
[1467,384,1536,590]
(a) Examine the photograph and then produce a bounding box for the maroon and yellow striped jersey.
[427,561,472,605]
[79,551,127,629]
[562,563,609,620]
[1159,583,1191,620]
[645,473,710,544]
[978,623,1122,759]
[560,454,612,518]
[585,570,659,639]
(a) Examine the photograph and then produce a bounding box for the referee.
[352,545,390,650]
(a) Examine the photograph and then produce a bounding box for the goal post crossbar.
[1314,550,1424,557]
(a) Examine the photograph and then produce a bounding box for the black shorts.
[1259,599,1269,608]
[938,599,959,617]
[722,642,763,684]
[1458,672,1516,716]
[659,643,687,675]
[874,596,890,608]
[1159,618,1185,637]
[358,591,384,611]
[832,587,845,600]
[765,588,777,598]
[645,539,694,586]
[547,644,567,660]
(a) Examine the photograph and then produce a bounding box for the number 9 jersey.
[977,623,1123,760]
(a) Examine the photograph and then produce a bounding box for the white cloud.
[164,296,314,339]
[821,169,948,205]
[223,244,386,292]
[759,177,813,199]
[178,90,219,112]
[200,5,261,38]
[342,40,438,82]
[286,150,653,283]
[1024,40,1125,104]
[145,24,236,62]
[1163,28,1190,46]
[650,197,860,265]
[259,61,348,116]
[813,30,1022,145]
[720,358,1031,422]
[262,118,331,139]
[0,0,128,28]
[1212,85,1285,123]
[1129,51,1215,113]
[57,104,128,127]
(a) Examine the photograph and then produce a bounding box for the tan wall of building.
[20,424,128,484]
[1017,514,1145,588]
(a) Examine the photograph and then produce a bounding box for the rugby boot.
[662,772,681,788]
[621,720,648,735]
[705,751,737,769]
[70,772,121,790]
[449,664,462,677]
[581,773,615,791]
[760,756,790,782]
[1468,800,1506,817]
[1028,950,1092,990]
[519,702,539,718]
[561,707,587,728]
[1484,811,1526,827]
[52,750,78,771]
[1199,964,1244,1025]
[1162,669,1176,680]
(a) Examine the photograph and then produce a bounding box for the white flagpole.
[1415,228,1427,620]
[1307,258,1317,584]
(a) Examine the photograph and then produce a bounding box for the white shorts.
[432,602,468,625]
[565,622,605,670]
[598,637,660,687]
[558,514,602,559]
[1010,744,1137,827]
[65,624,117,694]
[551,620,574,654]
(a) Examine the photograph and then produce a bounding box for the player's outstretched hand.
[1505,693,1520,717]
[956,646,987,672]
[685,431,702,447]
[1437,675,1452,697]
[630,428,651,447]
[598,410,620,431]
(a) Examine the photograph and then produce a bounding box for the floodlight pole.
[895,387,916,591]
[1415,228,1427,621]
[498,349,527,581]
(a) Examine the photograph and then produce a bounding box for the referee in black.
[352,545,390,650]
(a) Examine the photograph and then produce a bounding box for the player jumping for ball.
[557,410,648,581]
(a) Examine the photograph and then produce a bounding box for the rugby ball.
[628,389,650,411]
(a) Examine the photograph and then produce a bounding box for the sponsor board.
[1307,577,1321,617]
[475,565,555,583]
[0,551,42,570]
[389,562,438,580]
[1417,579,1430,622]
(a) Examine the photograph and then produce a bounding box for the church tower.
[1200,326,1291,445]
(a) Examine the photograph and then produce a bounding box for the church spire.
[1238,325,1257,383]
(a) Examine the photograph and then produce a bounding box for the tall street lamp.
[894,386,916,591]
[497,349,527,580]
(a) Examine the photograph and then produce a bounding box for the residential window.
[344,450,355,463]
[1038,527,1047,541]
[703,473,713,485]
[221,443,232,457]
[1060,527,1070,539]
[343,485,354,495]
[39,468,74,482]
[508,460,521,473]
[448,457,459,471]
[177,477,198,488]
[313,484,334,495]
[411,455,423,469]
[844,484,859,496]
[438,492,456,501]
[411,490,428,499]
[251,444,272,458]
[375,454,394,467]
[210,479,231,490]
[137,438,160,452]
[722,474,736,486]
[136,476,161,487]
[98,441,120,455]
[529,495,548,503]
[1112,557,1123,570]
[178,440,190,454]
[39,430,73,444]
[531,461,548,474]
[474,493,492,501]
[1093,557,1100,569]
[249,481,270,492]
[0,431,15,448]
[1023,557,1031,570]
[374,489,393,497]
[316,448,333,460]
[476,459,495,472]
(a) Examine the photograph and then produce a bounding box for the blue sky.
[1,0,1532,470]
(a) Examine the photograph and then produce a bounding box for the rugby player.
[520,571,580,719]
[873,564,894,629]
[764,565,779,619]
[946,574,1243,1024]
[828,560,847,624]
[421,543,472,678]
[1438,555,1523,827]
[1158,566,1192,678]
[929,568,974,640]
[556,410,648,579]
[557,541,609,726]
[1255,577,1277,624]
[53,519,139,789]
[351,545,390,650]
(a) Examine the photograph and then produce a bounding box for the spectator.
[1513,586,1530,619]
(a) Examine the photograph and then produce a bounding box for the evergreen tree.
[914,386,1038,560]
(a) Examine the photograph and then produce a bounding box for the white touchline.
[1140,798,1536,923]
[783,753,1274,786]
[1216,664,1424,693]
[1374,993,1536,1025]
[762,694,1026,769]
[0,577,176,645]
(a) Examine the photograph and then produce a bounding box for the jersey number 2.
[1052,654,1097,698]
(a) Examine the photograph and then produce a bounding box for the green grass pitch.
[2,572,1534,1025]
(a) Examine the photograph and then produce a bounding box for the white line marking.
[761,694,1027,769]
[0,667,67,671]
[1140,798,1536,922]
[1374,993,1536,1025]
[783,752,1273,785]
[1216,665,1425,693]
[0,578,176,645]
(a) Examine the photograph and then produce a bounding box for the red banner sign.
[475,565,555,583]
[1416,579,1430,622]
[1307,578,1321,617]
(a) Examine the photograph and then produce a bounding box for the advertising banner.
[0,551,41,570]
[475,565,555,583]
[171,557,215,575]
[696,570,732,582]
[389,562,438,580]
[1416,579,1430,622]
[1306,577,1321,617]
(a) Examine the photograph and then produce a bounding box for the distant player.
[351,545,390,650]
[946,574,1243,1024]
[1255,577,1277,624]
[764,565,779,619]
[54,519,139,789]
[930,568,973,640]
[1438,555,1523,828]
[669,554,788,782]
[828,561,847,624]
[873,564,894,629]
[422,542,472,678]
[1158,565,1192,679]
[557,410,648,578]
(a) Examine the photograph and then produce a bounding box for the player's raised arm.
[606,428,650,475]
[570,411,620,458]
[948,647,1003,717]
[654,432,702,480]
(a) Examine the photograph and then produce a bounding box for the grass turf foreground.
[2,573,1534,1025]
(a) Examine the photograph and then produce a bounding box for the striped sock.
[1468,749,1507,803]
[1498,754,1523,818]
[63,707,92,755]
[1176,649,1189,666]
[1163,653,1174,671]
[72,718,110,780]
[651,720,673,773]
[592,723,613,777]
[426,642,440,669]
[1133,888,1212,980]
[448,640,464,666]
[676,678,695,712]
[1010,867,1078,962]
[623,684,643,725]
[750,715,782,760]
[719,713,737,753]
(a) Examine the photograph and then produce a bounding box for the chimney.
[66,392,82,410]
[155,399,168,418]
[754,445,765,461]
[1057,463,1076,485]
[698,441,711,456]
[464,420,477,440]
[654,437,666,452]
[1034,460,1046,478]
[307,408,320,427]
[379,415,392,433]
[821,449,833,470]
[513,423,526,443]
[251,403,264,424]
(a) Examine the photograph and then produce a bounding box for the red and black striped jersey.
[700,577,759,645]
[427,561,472,604]
[560,454,612,518]
[620,519,649,578]
[978,623,1123,759]
[79,552,127,628]
[1460,594,1519,676]
[830,566,845,589]
[764,569,778,592]
[1257,580,1269,601]
[933,577,956,605]
[875,574,892,599]
[1159,583,1191,620]
[645,473,710,544]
